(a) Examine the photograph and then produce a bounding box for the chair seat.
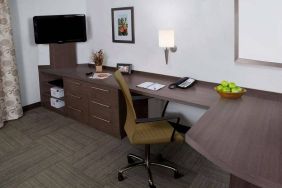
[130,121,184,145]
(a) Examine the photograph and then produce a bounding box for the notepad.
[137,82,166,91]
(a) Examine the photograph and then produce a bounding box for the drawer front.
[88,114,113,134]
[65,93,88,123]
[86,83,117,106]
[66,105,88,123]
[64,78,85,96]
[64,78,88,123]
[65,93,87,109]
[89,100,112,121]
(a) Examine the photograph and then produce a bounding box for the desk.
[39,65,282,188]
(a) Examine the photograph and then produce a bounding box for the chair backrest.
[114,70,137,142]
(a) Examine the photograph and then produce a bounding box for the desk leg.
[230,175,261,188]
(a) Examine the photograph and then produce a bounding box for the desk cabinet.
[39,70,126,138]
[38,66,149,139]
[86,82,120,137]
[64,77,123,138]
[64,78,88,123]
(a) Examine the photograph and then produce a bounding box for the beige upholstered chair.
[114,70,184,188]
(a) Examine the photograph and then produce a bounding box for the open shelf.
[39,71,65,115]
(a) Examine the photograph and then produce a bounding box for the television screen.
[33,14,87,44]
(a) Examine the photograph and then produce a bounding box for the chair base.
[118,145,183,188]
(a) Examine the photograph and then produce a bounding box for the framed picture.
[117,63,132,74]
[111,7,135,43]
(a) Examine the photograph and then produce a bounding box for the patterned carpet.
[0,107,229,188]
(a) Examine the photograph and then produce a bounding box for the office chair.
[114,70,184,188]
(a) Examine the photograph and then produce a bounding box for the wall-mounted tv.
[33,14,87,44]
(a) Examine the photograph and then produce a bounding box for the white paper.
[137,82,155,88]
[89,73,112,80]
[137,82,166,91]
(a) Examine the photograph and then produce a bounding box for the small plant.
[91,50,104,66]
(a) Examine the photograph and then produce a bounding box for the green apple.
[229,82,236,89]
[231,87,242,93]
[231,88,240,93]
[221,80,229,87]
[216,85,223,92]
[236,87,242,92]
[222,87,231,93]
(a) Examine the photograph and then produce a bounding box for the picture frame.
[117,63,132,74]
[111,7,135,43]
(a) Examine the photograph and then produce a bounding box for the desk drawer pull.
[91,101,110,108]
[68,106,82,113]
[71,81,81,86]
[91,86,109,93]
[69,94,81,99]
[91,115,111,124]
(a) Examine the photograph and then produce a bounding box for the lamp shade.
[159,30,175,48]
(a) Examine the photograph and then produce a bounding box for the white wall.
[85,0,282,125]
[8,0,282,124]
[9,0,89,106]
[87,0,282,94]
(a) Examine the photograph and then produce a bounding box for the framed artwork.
[117,63,132,74]
[111,7,135,43]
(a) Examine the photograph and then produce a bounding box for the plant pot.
[96,65,103,73]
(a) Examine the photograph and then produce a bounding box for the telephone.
[168,77,196,89]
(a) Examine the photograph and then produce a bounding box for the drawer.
[88,114,113,134]
[65,93,87,109]
[89,100,112,120]
[66,105,88,123]
[64,78,86,96]
[86,83,117,106]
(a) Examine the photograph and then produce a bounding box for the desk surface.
[39,65,282,188]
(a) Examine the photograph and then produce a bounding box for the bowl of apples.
[215,81,246,99]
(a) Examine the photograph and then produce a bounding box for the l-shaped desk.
[39,65,282,188]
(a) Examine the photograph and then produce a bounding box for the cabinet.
[38,67,126,138]
[64,77,122,137]
[64,78,88,123]
[38,65,148,139]
[86,83,120,137]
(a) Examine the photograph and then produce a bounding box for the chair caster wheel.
[127,156,135,164]
[149,183,156,188]
[118,172,124,181]
[174,171,183,179]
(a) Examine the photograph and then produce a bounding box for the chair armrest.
[135,116,179,124]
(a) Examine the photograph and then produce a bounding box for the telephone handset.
[168,77,196,89]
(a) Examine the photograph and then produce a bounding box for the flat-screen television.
[33,14,87,44]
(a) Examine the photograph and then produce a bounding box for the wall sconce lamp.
[159,30,177,64]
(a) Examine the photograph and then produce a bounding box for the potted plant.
[90,50,104,72]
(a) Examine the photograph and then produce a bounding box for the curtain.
[0,0,23,128]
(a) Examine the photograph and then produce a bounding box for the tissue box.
[50,87,64,98]
[50,98,65,109]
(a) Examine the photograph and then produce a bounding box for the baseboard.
[23,102,41,112]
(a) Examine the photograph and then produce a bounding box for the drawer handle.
[68,106,82,113]
[69,94,81,99]
[71,81,81,86]
[91,101,110,108]
[91,86,109,93]
[91,115,111,124]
